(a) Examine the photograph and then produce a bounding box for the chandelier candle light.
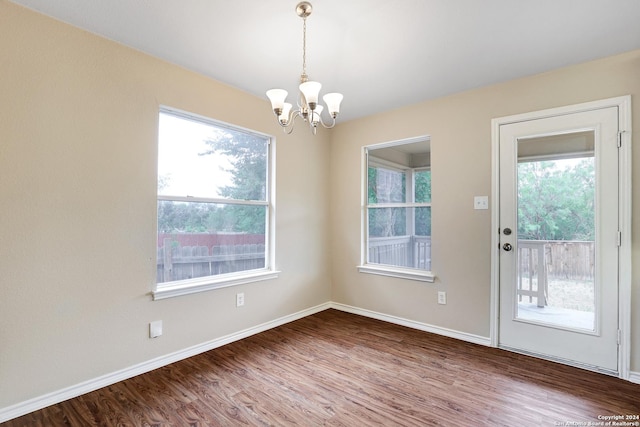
[266,2,343,134]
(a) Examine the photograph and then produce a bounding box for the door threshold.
[498,345,618,378]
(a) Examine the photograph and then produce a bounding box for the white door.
[498,106,620,374]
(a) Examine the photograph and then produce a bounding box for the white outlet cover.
[149,320,163,338]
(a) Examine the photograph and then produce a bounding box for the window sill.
[152,269,280,300]
[357,264,436,283]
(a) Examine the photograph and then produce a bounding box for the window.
[359,137,434,282]
[153,107,277,300]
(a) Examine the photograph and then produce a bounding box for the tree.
[368,166,406,237]
[517,158,594,241]
[415,170,431,236]
[367,166,431,237]
[157,200,213,233]
[200,128,268,235]
[157,125,268,235]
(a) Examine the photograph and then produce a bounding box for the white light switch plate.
[438,291,447,305]
[474,196,489,210]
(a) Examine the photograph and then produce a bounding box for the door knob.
[503,243,513,251]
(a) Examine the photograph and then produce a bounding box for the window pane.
[415,170,431,203]
[365,138,431,274]
[368,166,406,203]
[415,206,431,236]
[157,200,266,283]
[367,207,431,270]
[158,112,268,201]
[368,207,407,237]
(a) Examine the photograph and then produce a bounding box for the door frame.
[490,96,632,379]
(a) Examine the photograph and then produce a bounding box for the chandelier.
[266,2,344,135]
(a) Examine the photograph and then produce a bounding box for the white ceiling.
[10,0,640,122]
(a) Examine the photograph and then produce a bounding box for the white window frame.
[358,136,435,282]
[153,106,278,300]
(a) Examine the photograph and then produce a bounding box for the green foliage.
[517,159,594,241]
[367,166,405,204]
[368,208,406,237]
[200,129,267,201]
[367,167,431,237]
[157,200,218,233]
[368,166,405,236]
[415,170,431,203]
[200,129,268,234]
[415,170,431,236]
[157,127,268,235]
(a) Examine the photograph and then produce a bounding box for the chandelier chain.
[301,16,307,81]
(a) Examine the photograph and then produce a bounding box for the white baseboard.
[329,302,492,347]
[329,304,640,382]
[0,302,331,423]
[2,301,633,423]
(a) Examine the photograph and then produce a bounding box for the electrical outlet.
[474,196,489,210]
[437,291,447,305]
[149,320,163,338]
[236,292,245,307]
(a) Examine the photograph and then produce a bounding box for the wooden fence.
[157,239,265,283]
[517,240,594,307]
[158,237,587,285]
[519,240,594,281]
[368,235,431,270]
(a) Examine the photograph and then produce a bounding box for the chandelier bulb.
[299,80,322,107]
[323,92,343,116]
[266,89,288,115]
[279,103,293,125]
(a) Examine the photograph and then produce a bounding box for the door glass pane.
[515,131,596,331]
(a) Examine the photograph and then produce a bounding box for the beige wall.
[2,0,639,415]
[329,49,640,369]
[0,1,330,409]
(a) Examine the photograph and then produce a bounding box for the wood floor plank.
[3,309,639,426]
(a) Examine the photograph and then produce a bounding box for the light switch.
[474,196,489,210]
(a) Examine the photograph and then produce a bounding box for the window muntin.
[361,137,433,281]
[155,108,275,297]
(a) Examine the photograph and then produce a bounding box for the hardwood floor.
[4,309,640,426]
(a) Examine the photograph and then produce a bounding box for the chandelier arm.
[277,110,302,134]
[317,113,337,129]
[290,110,303,129]
[286,109,299,127]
